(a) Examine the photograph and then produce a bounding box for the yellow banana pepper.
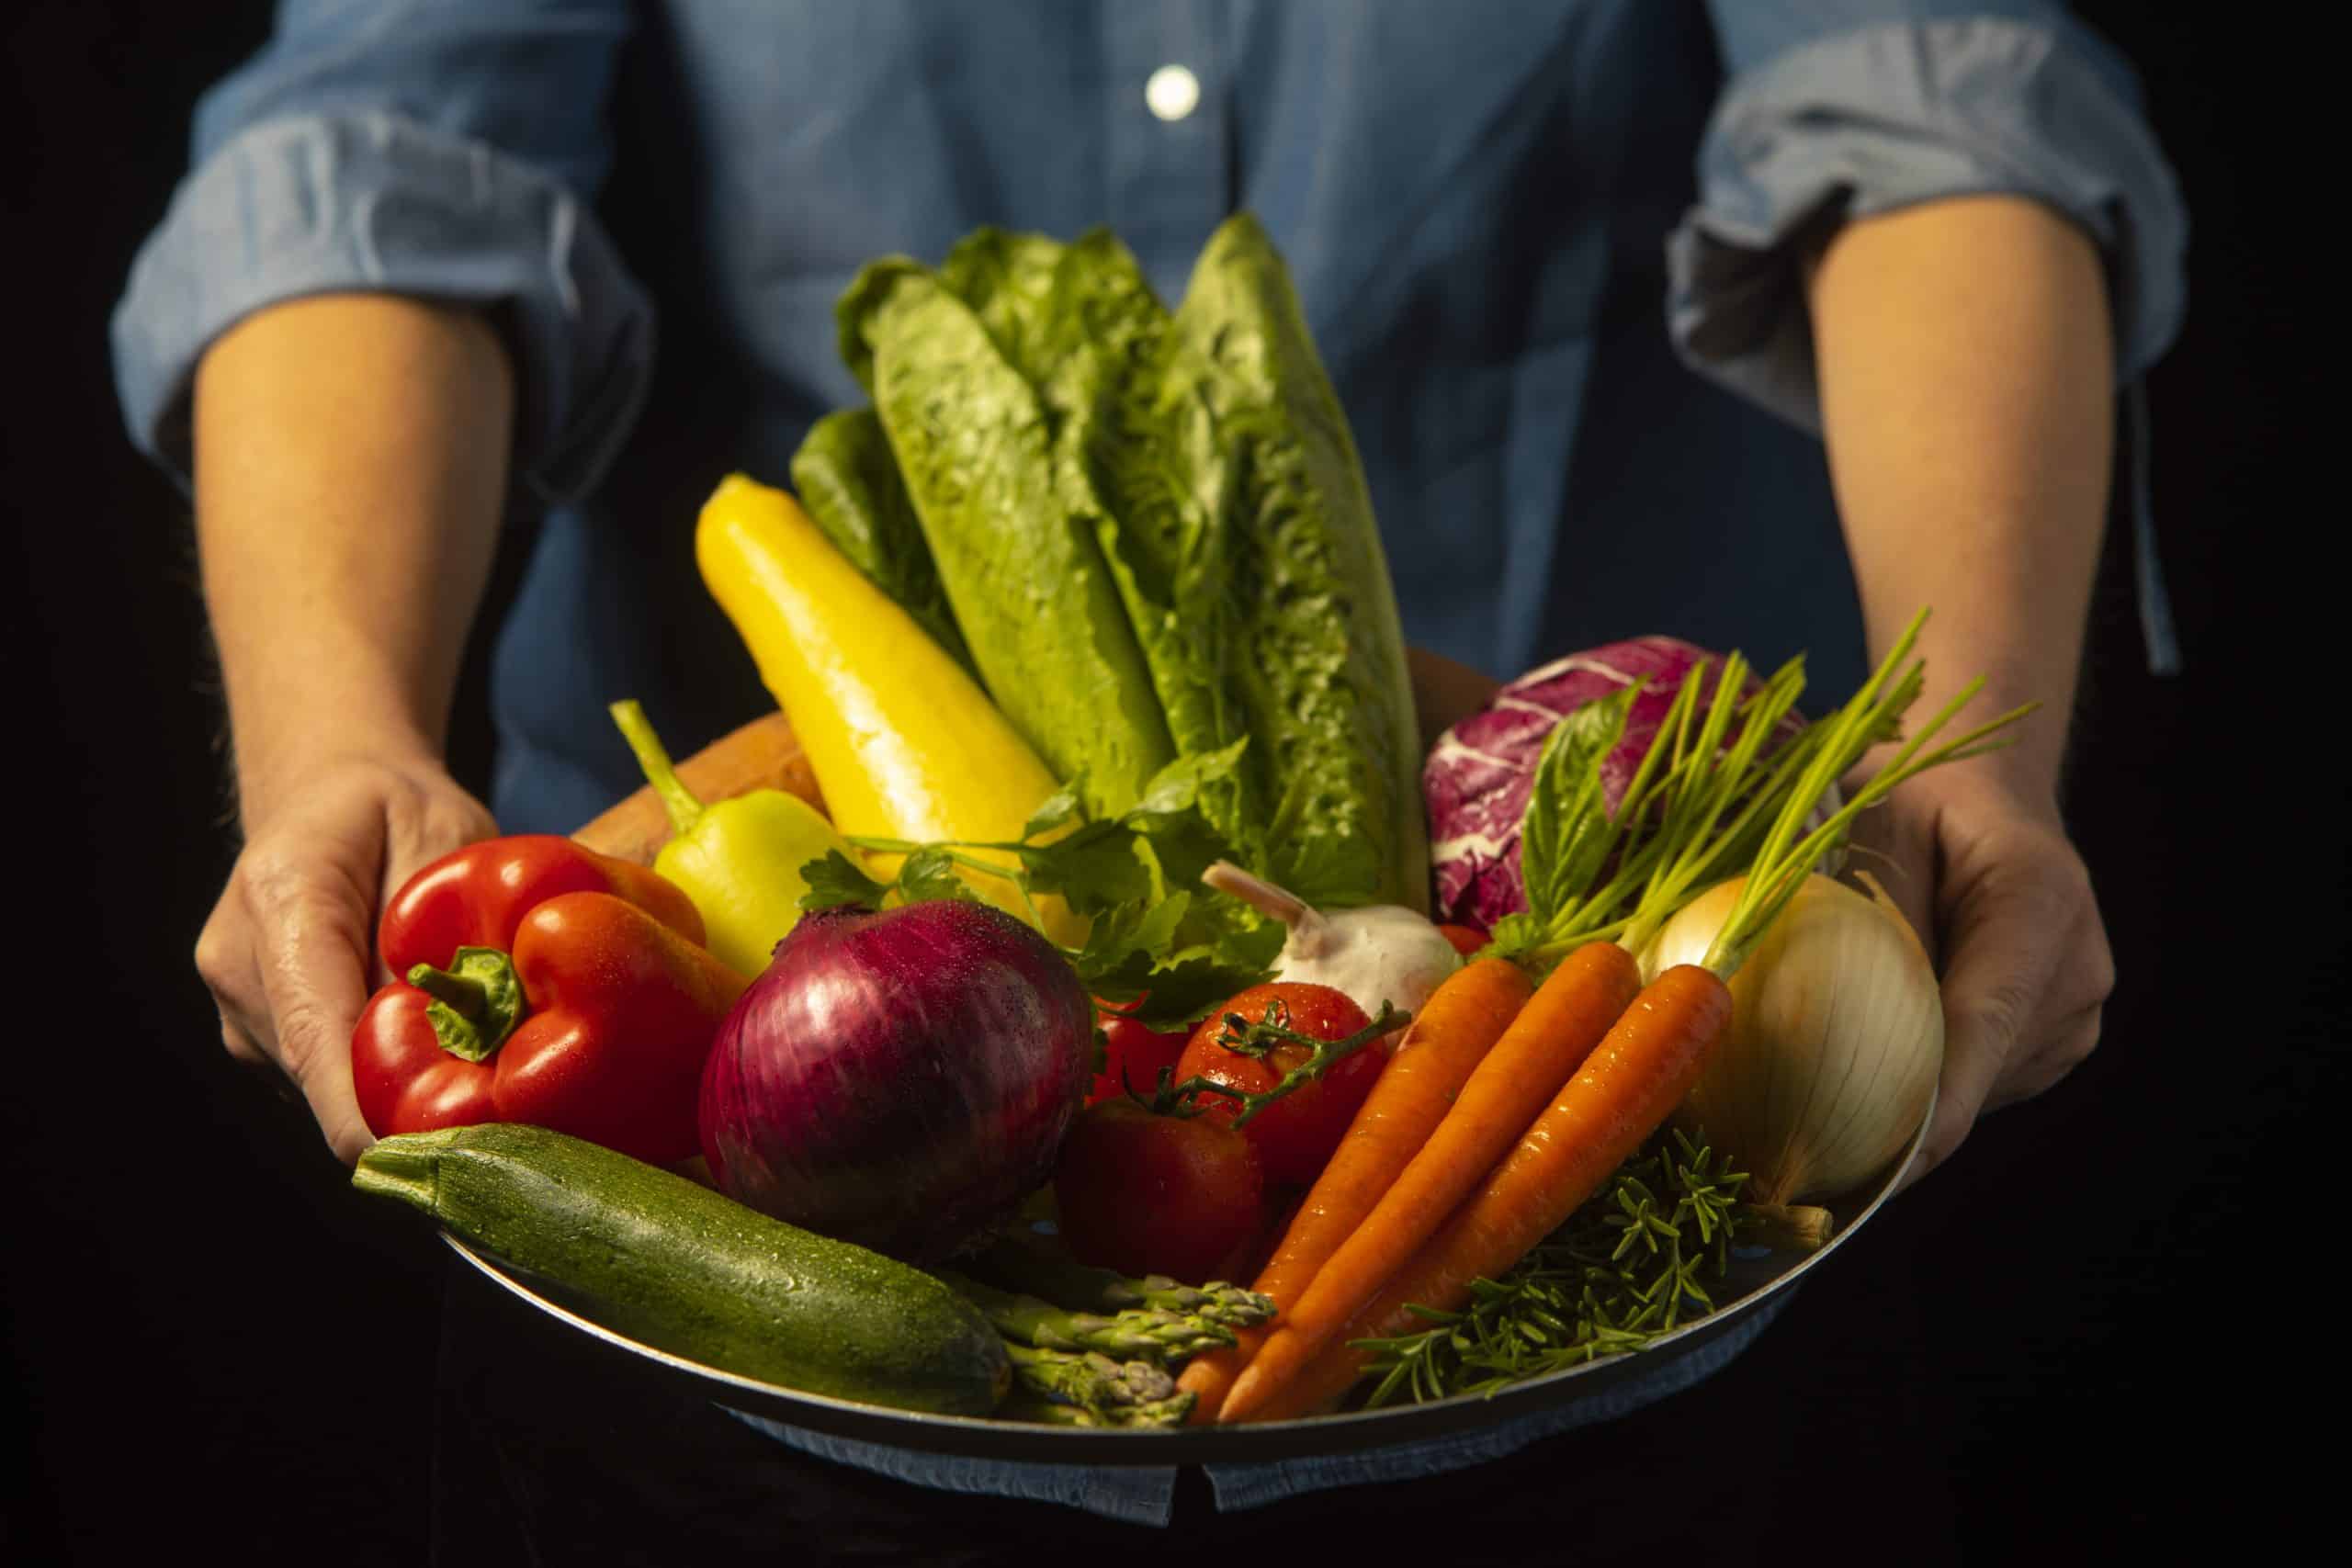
[606,699,851,979]
[695,474,1082,944]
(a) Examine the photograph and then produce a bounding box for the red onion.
[1422,637,1811,931]
[697,901,1092,1262]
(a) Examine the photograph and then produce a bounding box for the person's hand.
[194,752,498,1163]
[1841,765,2114,1190]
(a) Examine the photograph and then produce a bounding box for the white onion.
[1639,873,1941,1204]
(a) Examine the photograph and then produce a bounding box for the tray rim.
[443,1090,1932,1466]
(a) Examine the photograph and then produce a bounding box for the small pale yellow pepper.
[608,699,851,979]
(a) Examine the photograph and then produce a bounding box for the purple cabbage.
[1423,637,1810,931]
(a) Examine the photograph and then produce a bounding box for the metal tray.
[444,1098,1929,1465]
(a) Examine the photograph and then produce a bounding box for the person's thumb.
[1902,866,2063,1188]
[245,852,381,1163]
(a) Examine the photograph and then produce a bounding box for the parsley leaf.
[1081,939,1281,1032]
[897,846,981,905]
[1022,775,1090,840]
[1066,892,1281,1031]
[1013,820,1156,915]
[1123,741,1250,895]
[823,739,1280,1027]
[798,850,891,911]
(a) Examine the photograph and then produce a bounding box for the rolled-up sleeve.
[1671,2,2188,432]
[110,0,648,504]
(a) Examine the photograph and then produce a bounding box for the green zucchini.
[353,1124,1010,1416]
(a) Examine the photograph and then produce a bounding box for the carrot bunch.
[1175,954,1537,1418]
[1210,953,1726,1421]
[1195,609,2028,1422]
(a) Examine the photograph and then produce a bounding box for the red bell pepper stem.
[403,946,526,1064]
[406,963,488,1016]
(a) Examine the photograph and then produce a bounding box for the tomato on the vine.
[1436,923,1487,957]
[1087,997,1193,1106]
[1171,982,1388,1189]
[1053,1098,1265,1284]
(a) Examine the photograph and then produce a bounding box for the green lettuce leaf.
[820,217,1428,919]
[1159,215,1427,910]
[840,254,1176,817]
[936,230,1070,380]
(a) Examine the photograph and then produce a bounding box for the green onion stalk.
[1501,607,2030,980]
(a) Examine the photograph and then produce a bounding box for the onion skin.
[1645,875,1942,1205]
[697,901,1093,1263]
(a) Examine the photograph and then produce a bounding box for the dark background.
[4,5,2329,1562]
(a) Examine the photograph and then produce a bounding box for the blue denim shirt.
[113,0,2185,1526]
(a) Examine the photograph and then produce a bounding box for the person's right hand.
[195,753,497,1163]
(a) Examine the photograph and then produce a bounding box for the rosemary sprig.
[1351,1131,1757,1407]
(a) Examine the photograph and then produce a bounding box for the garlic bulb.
[1639,873,1940,1204]
[1200,861,1463,1017]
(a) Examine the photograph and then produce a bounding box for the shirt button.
[1145,64,1200,122]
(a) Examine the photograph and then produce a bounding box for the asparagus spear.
[1102,1394,1195,1429]
[1001,1339,1193,1425]
[940,1271,1238,1360]
[967,1236,1276,1326]
[1000,1393,1106,1427]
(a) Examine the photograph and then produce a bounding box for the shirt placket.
[1102,1,1230,301]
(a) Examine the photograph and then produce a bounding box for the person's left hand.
[1841,766,2115,1190]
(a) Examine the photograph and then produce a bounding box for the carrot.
[1215,940,1641,1423]
[1226,963,1736,1423]
[1176,957,1534,1422]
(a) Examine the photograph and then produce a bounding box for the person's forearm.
[1807,195,2115,800]
[193,294,514,829]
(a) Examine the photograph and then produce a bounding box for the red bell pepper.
[351,835,749,1164]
